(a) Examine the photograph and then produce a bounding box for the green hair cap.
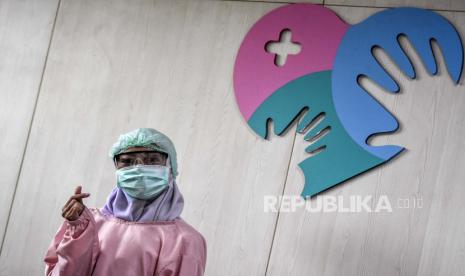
[109,128,178,179]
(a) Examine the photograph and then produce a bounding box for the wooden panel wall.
[0,1,463,275]
[0,0,59,254]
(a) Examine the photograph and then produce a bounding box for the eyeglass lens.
[116,151,167,167]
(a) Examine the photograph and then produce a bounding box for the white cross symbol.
[265,29,302,67]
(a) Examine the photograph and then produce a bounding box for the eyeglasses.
[115,151,168,168]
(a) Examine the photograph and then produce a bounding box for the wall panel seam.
[0,0,63,258]
[217,0,465,13]
[324,3,465,12]
[264,130,298,276]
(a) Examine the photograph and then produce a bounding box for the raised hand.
[61,186,90,221]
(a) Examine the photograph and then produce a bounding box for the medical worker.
[44,128,207,275]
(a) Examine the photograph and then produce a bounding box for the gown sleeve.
[157,232,207,276]
[43,206,99,276]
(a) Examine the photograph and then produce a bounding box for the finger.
[66,204,81,221]
[71,193,90,204]
[76,204,84,216]
[72,204,84,218]
[63,196,74,207]
[63,206,76,220]
[63,199,85,216]
[62,201,79,217]
[65,193,85,206]
[70,194,90,200]
[62,193,89,212]
[70,205,81,219]
[62,192,87,210]
[74,186,82,195]
[62,199,78,215]
[62,197,77,212]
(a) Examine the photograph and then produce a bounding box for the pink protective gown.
[43,206,207,276]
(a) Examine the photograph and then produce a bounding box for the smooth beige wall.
[0,1,464,275]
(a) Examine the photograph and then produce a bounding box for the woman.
[44,128,207,276]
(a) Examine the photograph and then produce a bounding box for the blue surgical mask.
[115,164,170,200]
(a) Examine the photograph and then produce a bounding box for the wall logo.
[233,4,463,197]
